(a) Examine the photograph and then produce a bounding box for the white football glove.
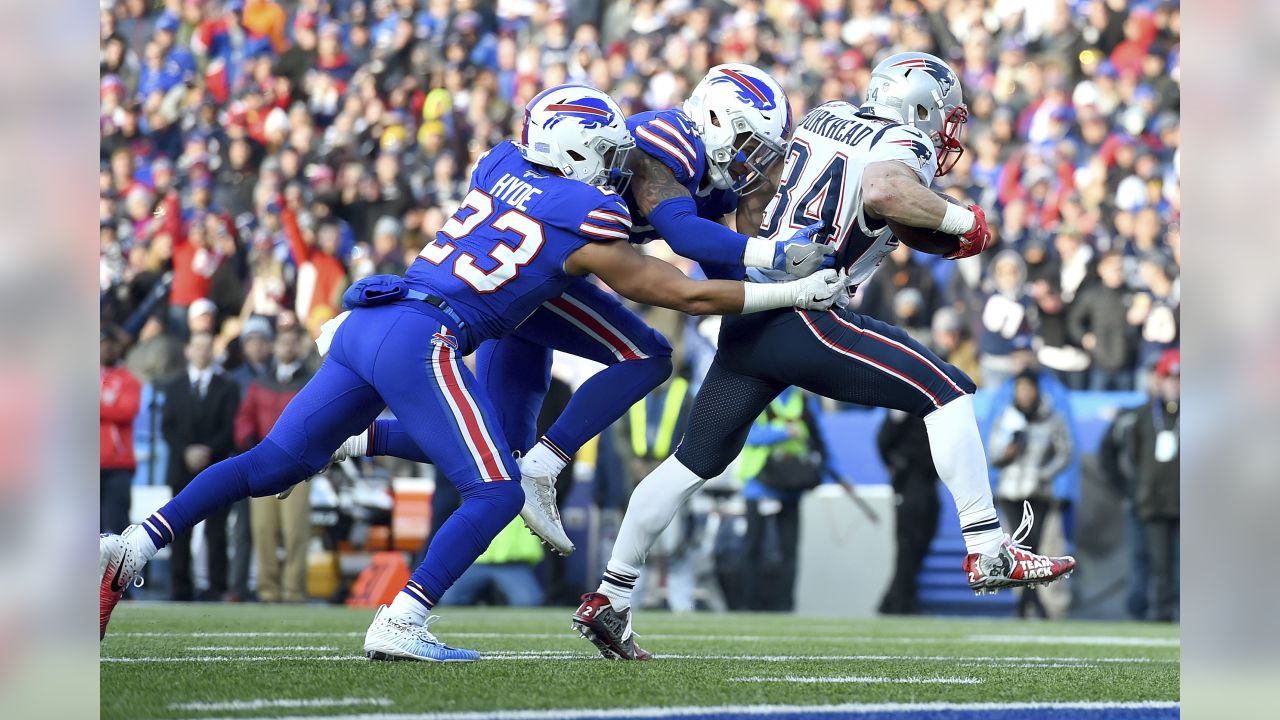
[315,310,350,357]
[789,268,845,310]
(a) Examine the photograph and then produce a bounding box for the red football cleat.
[571,593,651,661]
[99,527,146,639]
[964,502,1076,596]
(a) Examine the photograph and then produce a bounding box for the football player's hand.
[945,204,991,260]
[774,221,835,274]
[791,269,846,311]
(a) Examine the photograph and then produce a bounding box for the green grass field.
[100,603,1179,719]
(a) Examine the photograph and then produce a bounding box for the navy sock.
[147,439,313,547]
[410,479,524,602]
[544,355,671,455]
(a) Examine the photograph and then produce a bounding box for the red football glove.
[946,204,991,260]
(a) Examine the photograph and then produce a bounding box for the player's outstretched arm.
[634,150,830,274]
[565,239,842,316]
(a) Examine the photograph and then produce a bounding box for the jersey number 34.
[419,188,544,293]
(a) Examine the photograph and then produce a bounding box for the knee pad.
[243,439,317,498]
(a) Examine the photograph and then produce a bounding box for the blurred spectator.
[160,333,241,601]
[235,326,314,603]
[977,251,1037,389]
[100,327,141,534]
[876,409,938,616]
[1129,349,1180,622]
[988,369,1074,619]
[1069,251,1138,390]
[930,306,980,385]
[1098,394,1147,620]
[736,387,830,612]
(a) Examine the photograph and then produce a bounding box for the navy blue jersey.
[405,141,632,350]
[623,109,738,240]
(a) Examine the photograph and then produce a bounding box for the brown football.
[887,193,966,256]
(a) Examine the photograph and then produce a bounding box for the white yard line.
[170,698,392,711]
[728,675,984,685]
[103,651,1167,664]
[187,646,339,652]
[971,634,1180,648]
[116,630,1180,647]
[168,700,1180,720]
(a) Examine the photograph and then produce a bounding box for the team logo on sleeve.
[890,57,957,96]
[890,138,934,165]
[543,97,617,130]
[709,68,778,110]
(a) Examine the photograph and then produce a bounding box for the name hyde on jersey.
[489,173,543,212]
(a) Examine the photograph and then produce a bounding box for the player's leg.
[574,358,781,659]
[336,334,553,465]
[363,315,523,661]
[772,307,1075,593]
[519,280,674,468]
[99,355,385,637]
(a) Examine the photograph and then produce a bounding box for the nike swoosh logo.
[791,254,811,267]
[109,552,128,593]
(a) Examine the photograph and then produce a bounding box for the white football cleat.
[99,525,147,639]
[363,606,479,662]
[518,462,574,556]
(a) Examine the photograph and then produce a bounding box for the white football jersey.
[749,101,938,297]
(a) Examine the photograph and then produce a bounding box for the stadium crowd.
[99,0,1179,617]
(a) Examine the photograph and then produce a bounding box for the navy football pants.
[676,307,976,479]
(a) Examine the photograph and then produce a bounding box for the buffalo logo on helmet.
[708,68,778,110]
[541,96,617,130]
[890,57,957,97]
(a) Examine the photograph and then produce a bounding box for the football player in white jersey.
[571,52,1076,661]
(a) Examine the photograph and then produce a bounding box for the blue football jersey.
[405,141,632,350]
[623,109,738,241]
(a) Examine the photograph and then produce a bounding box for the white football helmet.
[860,51,968,176]
[684,64,791,194]
[519,84,635,191]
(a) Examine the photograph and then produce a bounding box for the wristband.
[937,203,977,236]
[741,280,795,313]
[742,237,778,269]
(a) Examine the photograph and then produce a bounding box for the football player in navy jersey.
[325,65,835,555]
[570,53,1076,661]
[98,86,844,660]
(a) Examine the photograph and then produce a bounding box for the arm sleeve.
[100,374,142,423]
[647,196,750,266]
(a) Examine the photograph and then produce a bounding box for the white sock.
[924,394,1005,556]
[386,589,429,626]
[341,429,369,459]
[597,456,708,610]
[521,437,568,478]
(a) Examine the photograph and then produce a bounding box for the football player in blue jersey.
[321,65,833,555]
[98,85,844,660]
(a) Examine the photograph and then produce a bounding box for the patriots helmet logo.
[541,95,617,130]
[891,56,957,96]
[708,68,778,110]
[890,138,934,165]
